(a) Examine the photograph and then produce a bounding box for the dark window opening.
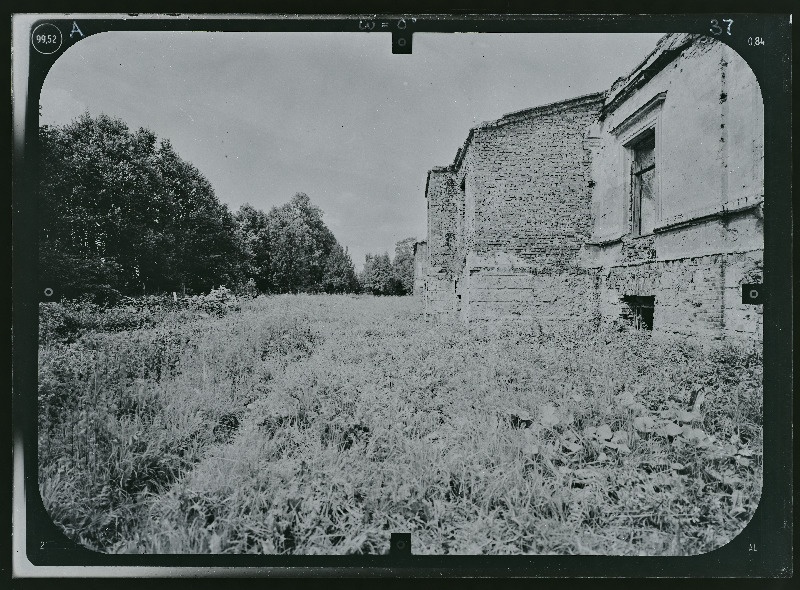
[621,295,654,330]
[630,128,656,236]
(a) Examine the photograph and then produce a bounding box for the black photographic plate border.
[11,11,793,578]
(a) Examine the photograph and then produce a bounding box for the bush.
[240,278,258,299]
[185,286,240,317]
[39,295,187,345]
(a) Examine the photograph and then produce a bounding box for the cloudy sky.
[40,31,663,269]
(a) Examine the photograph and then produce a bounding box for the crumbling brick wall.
[419,34,763,341]
[424,167,461,315]
[453,94,605,322]
[597,250,762,338]
[426,168,461,275]
[413,241,428,299]
[466,95,604,273]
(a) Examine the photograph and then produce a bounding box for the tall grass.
[38,295,762,555]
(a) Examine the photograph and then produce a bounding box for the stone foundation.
[460,269,597,330]
[595,250,762,339]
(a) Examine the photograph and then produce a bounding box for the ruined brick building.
[414,34,763,339]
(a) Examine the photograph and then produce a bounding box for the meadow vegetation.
[38,294,762,555]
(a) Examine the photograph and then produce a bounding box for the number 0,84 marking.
[710,18,734,36]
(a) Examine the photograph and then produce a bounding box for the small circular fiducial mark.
[398,38,407,47]
[44,287,54,297]
[396,540,406,549]
[749,289,759,300]
[31,23,63,55]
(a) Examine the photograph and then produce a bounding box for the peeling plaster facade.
[415,34,763,339]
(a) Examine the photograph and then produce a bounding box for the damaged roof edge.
[452,91,606,173]
[428,34,701,185]
[497,91,607,125]
[601,33,699,118]
[424,165,456,199]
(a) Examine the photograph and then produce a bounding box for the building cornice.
[609,92,667,137]
[586,194,764,246]
[600,33,699,120]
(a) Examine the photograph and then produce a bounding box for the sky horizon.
[40,31,664,271]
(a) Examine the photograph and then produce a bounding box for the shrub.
[185,286,240,317]
[39,295,190,345]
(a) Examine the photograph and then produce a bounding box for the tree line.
[358,238,415,296]
[38,113,416,302]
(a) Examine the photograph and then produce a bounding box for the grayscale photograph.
[35,28,764,556]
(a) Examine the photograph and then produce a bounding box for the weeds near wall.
[38,295,762,555]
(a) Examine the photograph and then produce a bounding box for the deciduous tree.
[38,113,241,301]
[393,237,416,295]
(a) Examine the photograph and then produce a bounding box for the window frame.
[629,130,657,237]
[612,92,666,238]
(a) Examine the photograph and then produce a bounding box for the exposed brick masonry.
[416,33,763,341]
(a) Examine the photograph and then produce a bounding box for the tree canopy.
[39,113,242,301]
[358,236,417,296]
[393,237,416,295]
[39,114,360,301]
[234,192,359,294]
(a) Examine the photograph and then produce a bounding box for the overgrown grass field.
[38,295,762,555]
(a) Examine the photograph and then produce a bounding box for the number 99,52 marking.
[31,23,63,54]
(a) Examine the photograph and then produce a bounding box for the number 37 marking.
[710,19,734,36]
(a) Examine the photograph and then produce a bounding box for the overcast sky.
[40,31,663,270]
